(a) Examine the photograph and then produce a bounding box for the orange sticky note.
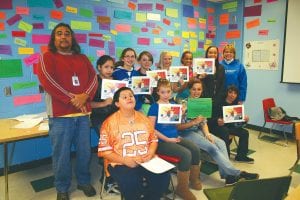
[187,18,197,25]
[219,13,229,25]
[152,29,160,35]
[246,18,260,29]
[0,11,6,19]
[0,22,4,31]
[16,6,29,15]
[50,10,64,20]
[115,24,131,32]
[128,2,136,10]
[13,94,42,106]
[97,16,111,24]
[173,37,182,45]
[226,30,241,39]
[192,0,199,7]
[207,7,215,13]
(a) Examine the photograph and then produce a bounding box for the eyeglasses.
[55,31,71,37]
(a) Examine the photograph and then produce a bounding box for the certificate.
[158,104,182,124]
[131,76,151,94]
[169,66,189,83]
[193,58,215,74]
[223,105,245,123]
[101,79,128,99]
[146,70,167,87]
[186,98,212,118]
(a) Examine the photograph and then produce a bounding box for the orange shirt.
[98,110,157,167]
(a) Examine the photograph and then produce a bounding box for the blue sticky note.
[27,0,53,8]
[114,10,132,20]
[183,4,194,18]
[116,34,133,47]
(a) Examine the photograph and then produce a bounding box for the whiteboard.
[282,0,300,83]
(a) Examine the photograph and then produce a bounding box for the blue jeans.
[48,116,91,192]
[108,165,170,200]
[179,129,240,179]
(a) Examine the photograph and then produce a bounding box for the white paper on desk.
[140,156,175,174]
[11,112,48,121]
[38,122,49,131]
[13,117,44,129]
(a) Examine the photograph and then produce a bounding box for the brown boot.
[175,171,197,200]
[190,165,202,190]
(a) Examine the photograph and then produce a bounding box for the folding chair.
[258,98,293,146]
[290,122,300,175]
[204,175,292,200]
[157,154,181,200]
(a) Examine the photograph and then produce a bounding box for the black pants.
[209,125,249,158]
[108,165,170,200]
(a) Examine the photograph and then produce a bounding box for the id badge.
[72,76,80,86]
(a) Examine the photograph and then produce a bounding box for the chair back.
[262,98,276,121]
[229,176,291,200]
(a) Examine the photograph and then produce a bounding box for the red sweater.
[38,51,98,117]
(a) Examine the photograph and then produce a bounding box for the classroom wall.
[0,0,213,168]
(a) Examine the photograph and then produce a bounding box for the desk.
[0,119,48,200]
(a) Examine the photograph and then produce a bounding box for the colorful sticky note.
[0,59,23,78]
[137,37,150,45]
[116,34,133,47]
[0,0,13,9]
[6,14,22,26]
[0,45,12,55]
[71,20,92,31]
[32,14,44,20]
[258,30,269,36]
[32,23,44,29]
[89,39,104,48]
[0,22,4,31]
[226,30,241,39]
[183,4,194,18]
[244,5,262,17]
[53,0,64,8]
[12,31,26,37]
[108,41,115,56]
[79,8,93,18]
[138,3,153,11]
[156,3,164,11]
[166,8,178,18]
[14,38,27,46]
[18,47,34,55]
[128,2,136,10]
[66,5,77,14]
[136,12,147,22]
[147,13,161,21]
[207,8,214,13]
[246,18,260,29]
[94,6,107,16]
[18,20,33,33]
[229,24,238,29]
[97,16,111,24]
[163,18,171,25]
[0,33,7,39]
[114,10,132,20]
[12,81,37,90]
[115,24,131,32]
[219,13,230,25]
[182,31,190,39]
[0,12,6,20]
[48,21,58,29]
[16,6,30,15]
[131,26,140,33]
[154,38,162,44]
[75,33,87,43]
[50,10,64,20]
[13,94,42,106]
[40,45,48,54]
[222,1,238,10]
[23,53,40,66]
[32,34,50,44]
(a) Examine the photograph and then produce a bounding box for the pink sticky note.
[137,37,150,45]
[16,6,30,15]
[89,38,104,48]
[23,53,40,66]
[6,14,22,26]
[53,0,64,8]
[258,29,269,36]
[141,27,148,32]
[156,3,164,11]
[32,34,50,44]
[108,41,115,56]
[75,33,87,43]
[32,23,44,29]
[115,24,131,32]
[14,94,42,106]
[96,50,105,57]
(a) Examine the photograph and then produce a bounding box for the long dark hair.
[48,23,81,54]
[205,46,220,67]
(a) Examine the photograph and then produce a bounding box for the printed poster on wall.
[243,39,279,70]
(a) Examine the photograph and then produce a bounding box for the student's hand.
[141,152,154,163]
[123,157,139,168]
[206,133,215,144]
[104,97,113,106]
[80,105,88,114]
[192,116,205,125]
[70,93,89,109]
[167,137,181,143]
[217,118,225,126]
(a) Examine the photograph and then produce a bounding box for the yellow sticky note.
[199,18,206,24]
[199,32,205,40]
[18,47,34,55]
[136,12,147,22]
[103,35,111,41]
[110,29,117,35]
[14,38,27,46]
[189,39,197,52]
[174,23,180,28]
[169,51,180,57]
[154,38,162,44]
[182,31,190,39]
[18,20,33,33]
[166,8,178,18]
[167,31,174,37]
[66,6,78,14]
[71,20,92,31]
[190,32,197,38]
[205,39,213,45]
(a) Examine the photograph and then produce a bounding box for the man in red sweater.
[38,23,98,200]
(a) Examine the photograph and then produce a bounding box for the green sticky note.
[14,38,27,46]
[79,8,93,18]
[0,59,23,78]
[0,33,7,39]
[87,56,95,63]
[48,21,58,30]
[131,26,140,33]
[103,35,111,41]
[174,30,181,36]
[18,20,33,33]
[222,1,238,10]
[187,98,212,118]
[114,10,132,20]
[268,19,276,23]
[71,20,92,31]
[12,81,37,90]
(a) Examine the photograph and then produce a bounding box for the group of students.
[37,23,258,200]
[95,47,258,199]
